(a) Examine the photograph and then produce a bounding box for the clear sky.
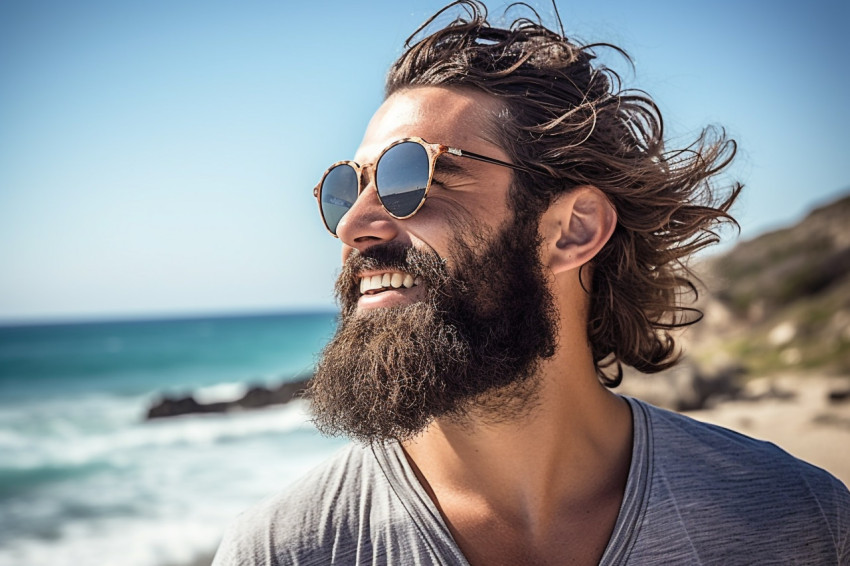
[1,0,847,323]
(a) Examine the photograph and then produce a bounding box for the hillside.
[694,191,850,376]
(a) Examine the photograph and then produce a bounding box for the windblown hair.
[386,1,742,386]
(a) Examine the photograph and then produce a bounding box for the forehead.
[354,86,505,163]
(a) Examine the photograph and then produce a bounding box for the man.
[214,2,850,564]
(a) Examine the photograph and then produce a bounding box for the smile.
[359,271,422,295]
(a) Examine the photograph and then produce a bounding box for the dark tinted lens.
[375,141,429,218]
[320,164,358,234]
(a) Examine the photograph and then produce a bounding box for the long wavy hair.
[386,1,741,386]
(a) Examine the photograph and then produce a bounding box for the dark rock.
[237,381,307,409]
[618,361,744,412]
[146,376,311,420]
[146,396,229,419]
[828,389,850,403]
[236,386,278,409]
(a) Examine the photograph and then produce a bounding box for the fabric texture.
[213,397,850,565]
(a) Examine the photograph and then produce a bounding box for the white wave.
[0,432,347,566]
[2,400,316,470]
[0,428,28,450]
[0,512,221,566]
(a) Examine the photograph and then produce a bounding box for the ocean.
[0,312,348,566]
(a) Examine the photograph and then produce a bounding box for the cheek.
[411,193,510,241]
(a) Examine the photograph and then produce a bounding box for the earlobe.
[540,186,617,275]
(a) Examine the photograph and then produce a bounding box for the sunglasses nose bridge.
[358,163,377,196]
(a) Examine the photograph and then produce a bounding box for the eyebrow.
[433,156,471,179]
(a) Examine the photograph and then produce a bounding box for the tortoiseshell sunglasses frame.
[312,136,534,237]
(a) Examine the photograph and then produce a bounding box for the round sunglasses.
[312,137,534,237]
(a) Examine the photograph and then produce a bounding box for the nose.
[335,177,401,253]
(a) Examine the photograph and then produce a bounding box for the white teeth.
[358,272,421,295]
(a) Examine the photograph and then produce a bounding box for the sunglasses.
[313,136,534,236]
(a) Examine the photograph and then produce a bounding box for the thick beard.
[307,215,558,443]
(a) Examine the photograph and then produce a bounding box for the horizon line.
[0,306,340,329]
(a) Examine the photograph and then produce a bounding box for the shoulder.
[631,398,850,561]
[212,443,389,566]
[637,397,844,487]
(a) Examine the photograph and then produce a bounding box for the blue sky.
[1,0,847,323]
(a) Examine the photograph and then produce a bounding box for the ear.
[539,186,617,275]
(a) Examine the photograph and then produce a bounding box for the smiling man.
[214,3,850,565]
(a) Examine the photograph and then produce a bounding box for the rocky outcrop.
[687,191,850,376]
[703,192,850,323]
[146,377,310,419]
[618,361,745,411]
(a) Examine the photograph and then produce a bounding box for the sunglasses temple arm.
[450,147,535,175]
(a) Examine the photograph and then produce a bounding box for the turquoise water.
[0,312,349,566]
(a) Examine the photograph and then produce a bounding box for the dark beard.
[306,214,558,443]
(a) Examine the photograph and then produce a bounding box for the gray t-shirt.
[213,398,850,565]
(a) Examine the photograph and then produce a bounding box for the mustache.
[345,243,432,274]
[335,243,450,309]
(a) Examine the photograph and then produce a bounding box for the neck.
[401,344,633,532]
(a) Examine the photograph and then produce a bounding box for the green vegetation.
[691,191,850,377]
